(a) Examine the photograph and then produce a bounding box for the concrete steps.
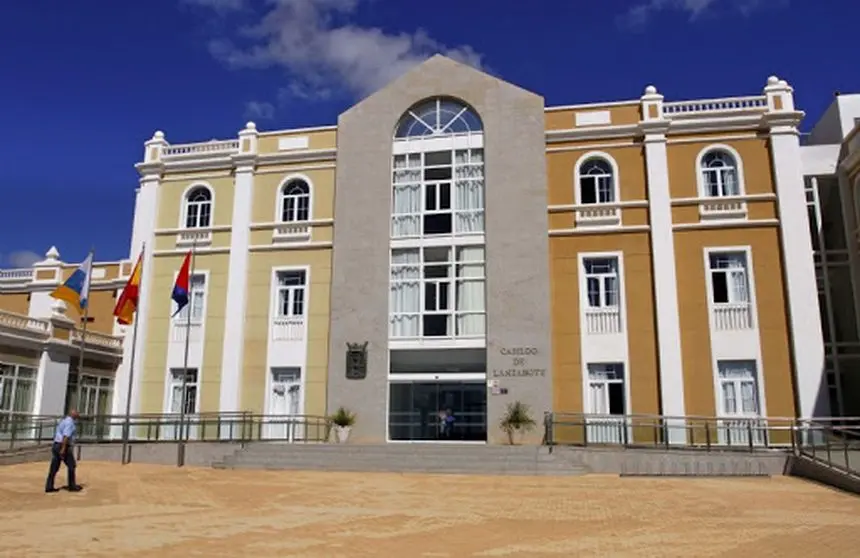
[212,443,590,476]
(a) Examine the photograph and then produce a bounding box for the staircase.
[212,443,590,476]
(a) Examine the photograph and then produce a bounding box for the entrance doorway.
[389,380,487,441]
[267,367,302,441]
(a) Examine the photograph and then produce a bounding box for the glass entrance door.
[388,381,487,441]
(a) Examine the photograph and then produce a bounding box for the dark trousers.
[45,442,76,491]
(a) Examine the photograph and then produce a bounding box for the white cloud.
[244,100,276,120]
[622,0,776,27]
[194,0,486,101]
[6,250,42,268]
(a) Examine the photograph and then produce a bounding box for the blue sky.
[0,0,856,268]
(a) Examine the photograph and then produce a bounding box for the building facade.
[0,56,834,444]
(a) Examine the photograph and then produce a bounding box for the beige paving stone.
[1,462,859,557]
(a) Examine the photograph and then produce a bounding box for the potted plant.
[500,401,536,445]
[330,406,356,443]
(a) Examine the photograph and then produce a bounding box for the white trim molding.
[573,151,623,227]
[695,143,749,221]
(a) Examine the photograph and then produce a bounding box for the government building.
[0,55,856,445]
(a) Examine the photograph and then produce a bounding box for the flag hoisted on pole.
[51,250,94,413]
[172,245,196,467]
[114,245,145,465]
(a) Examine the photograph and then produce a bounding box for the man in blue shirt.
[45,409,82,493]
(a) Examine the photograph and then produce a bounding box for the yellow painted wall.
[0,293,30,315]
[242,249,333,417]
[252,168,336,223]
[139,253,230,413]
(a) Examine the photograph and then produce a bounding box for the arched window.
[701,149,740,197]
[578,158,615,204]
[184,186,212,228]
[394,98,482,138]
[280,179,311,222]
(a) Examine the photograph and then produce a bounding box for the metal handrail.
[0,412,333,452]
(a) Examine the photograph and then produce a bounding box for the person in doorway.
[443,408,455,439]
[45,410,82,493]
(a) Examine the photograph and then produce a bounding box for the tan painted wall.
[252,167,336,223]
[85,289,119,334]
[241,250,333,417]
[667,138,775,199]
[139,253,229,414]
[257,129,337,153]
[674,227,795,419]
[156,176,236,230]
[0,293,30,315]
[547,145,648,206]
[0,346,40,367]
[545,103,641,130]
[551,232,661,419]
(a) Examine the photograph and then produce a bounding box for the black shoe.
[67,485,83,492]
[45,488,59,493]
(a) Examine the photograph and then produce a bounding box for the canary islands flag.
[51,252,94,314]
[113,250,143,325]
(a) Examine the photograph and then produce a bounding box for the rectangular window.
[717,360,760,416]
[583,257,620,309]
[275,270,307,318]
[168,368,199,415]
[586,363,625,415]
[0,364,37,429]
[389,246,486,339]
[391,149,484,238]
[708,252,750,305]
[175,274,207,322]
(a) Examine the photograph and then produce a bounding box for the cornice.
[545,124,640,143]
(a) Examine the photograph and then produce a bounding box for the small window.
[276,270,307,318]
[701,150,740,197]
[579,158,615,204]
[184,187,212,229]
[709,252,749,305]
[280,180,311,222]
[583,257,620,308]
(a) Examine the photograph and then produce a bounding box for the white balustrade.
[0,269,34,283]
[584,308,622,334]
[575,206,621,227]
[176,229,213,247]
[699,199,747,219]
[273,223,312,242]
[663,96,767,117]
[162,140,240,157]
[172,322,203,344]
[0,310,50,334]
[71,330,123,350]
[272,316,305,341]
[713,303,753,331]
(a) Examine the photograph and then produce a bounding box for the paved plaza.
[1,461,859,557]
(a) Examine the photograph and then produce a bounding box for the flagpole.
[121,244,145,465]
[74,248,95,414]
[177,241,197,468]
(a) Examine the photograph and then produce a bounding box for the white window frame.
[172,271,209,326]
[268,265,311,343]
[391,141,485,240]
[180,183,214,229]
[164,367,201,415]
[582,256,621,310]
[574,152,619,205]
[388,243,486,342]
[696,144,745,198]
[573,151,621,227]
[276,174,313,223]
[583,362,630,416]
[713,360,764,418]
[703,246,759,333]
[0,362,37,420]
[273,268,308,319]
[264,367,305,440]
[577,251,627,336]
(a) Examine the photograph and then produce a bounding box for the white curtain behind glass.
[392,154,422,237]
[454,149,484,233]
[718,361,759,416]
[390,249,421,337]
[456,246,485,336]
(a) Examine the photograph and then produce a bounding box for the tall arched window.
[184,186,212,228]
[578,158,616,204]
[391,98,484,238]
[701,149,741,197]
[389,97,486,340]
[280,179,311,222]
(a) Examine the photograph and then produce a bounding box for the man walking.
[45,410,82,493]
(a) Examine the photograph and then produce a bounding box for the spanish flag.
[114,251,143,325]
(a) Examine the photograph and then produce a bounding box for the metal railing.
[0,412,333,452]
[793,418,860,477]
